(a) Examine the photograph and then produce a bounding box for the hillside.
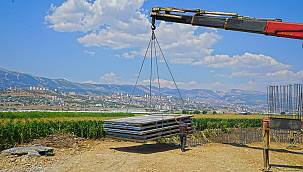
[0,67,266,106]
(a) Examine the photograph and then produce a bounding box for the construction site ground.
[0,134,302,172]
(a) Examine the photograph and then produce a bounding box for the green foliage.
[0,111,134,119]
[193,110,201,114]
[0,120,105,151]
[182,110,201,114]
[181,110,188,114]
[193,118,261,131]
[0,112,262,151]
[202,110,208,114]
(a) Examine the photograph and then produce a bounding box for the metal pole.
[290,85,293,115]
[300,84,303,119]
[294,84,298,115]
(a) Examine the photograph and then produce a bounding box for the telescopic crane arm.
[150,7,303,40]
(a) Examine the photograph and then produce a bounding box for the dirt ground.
[0,135,302,172]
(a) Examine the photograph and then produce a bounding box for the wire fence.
[186,128,302,147]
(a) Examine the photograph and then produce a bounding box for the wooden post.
[262,117,270,172]
[302,120,303,145]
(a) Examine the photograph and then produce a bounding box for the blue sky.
[0,0,302,91]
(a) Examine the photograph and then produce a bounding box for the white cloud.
[120,51,142,59]
[230,70,303,79]
[45,0,146,33]
[195,52,289,71]
[98,71,303,91]
[230,71,260,77]
[100,72,122,84]
[78,29,148,49]
[45,0,100,32]
[78,22,220,64]
[266,70,303,78]
[98,73,228,90]
[46,0,301,91]
[154,23,220,64]
[81,80,99,84]
[227,68,303,91]
[46,0,220,65]
[83,50,95,56]
[140,79,229,90]
[197,52,303,90]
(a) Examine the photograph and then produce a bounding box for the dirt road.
[46,141,302,172]
[1,139,302,172]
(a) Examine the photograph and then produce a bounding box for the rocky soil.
[0,133,302,172]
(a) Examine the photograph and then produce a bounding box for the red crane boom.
[150,7,303,40]
[265,21,303,39]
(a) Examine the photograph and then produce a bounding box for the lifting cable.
[127,29,184,115]
[153,32,164,135]
[125,28,185,139]
[151,31,163,137]
[149,32,153,109]
[154,33,185,107]
[126,34,153,113]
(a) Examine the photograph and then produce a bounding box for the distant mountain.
[222,89,266,105]
[0,67,266,106]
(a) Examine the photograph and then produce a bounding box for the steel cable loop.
[154,34,185,109]
[127,30,186,140]
[126,34,153,113]
[127,30,184,112]
[155,52,162,107]
[153,32,166,137]
[153,31,187,140]
[149,31,154,112]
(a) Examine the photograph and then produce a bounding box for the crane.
[150,7,303,40]
[105,7,303,162]
[150,6,303,171]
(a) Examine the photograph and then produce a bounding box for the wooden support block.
[262,117,271,172]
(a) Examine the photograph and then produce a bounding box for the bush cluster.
[193,118,262,131]
[0,120,104,150]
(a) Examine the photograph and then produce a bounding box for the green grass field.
[0,120,105,150]
[193,114,264,119]
[0,111,128,150]
[0,111,263,151]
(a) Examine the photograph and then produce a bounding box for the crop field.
[0,111,263,151]
[0,111,136,150]
[193,118,261,130]
[0,120,105,150]
[193,114,264,119]
[1,112,302,172]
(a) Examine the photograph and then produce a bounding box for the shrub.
[193,118,261,131]
[193,110,201,114]
[0,120,105,151]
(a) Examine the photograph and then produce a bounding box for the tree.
[202,110,208,114]
[193,110,200,114]
[182,110,188,114]
[212,111,217,115]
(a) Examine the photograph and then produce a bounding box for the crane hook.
[151,17,156,30]
[151,24,156,30]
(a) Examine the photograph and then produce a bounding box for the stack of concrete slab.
[104,114,192,142]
